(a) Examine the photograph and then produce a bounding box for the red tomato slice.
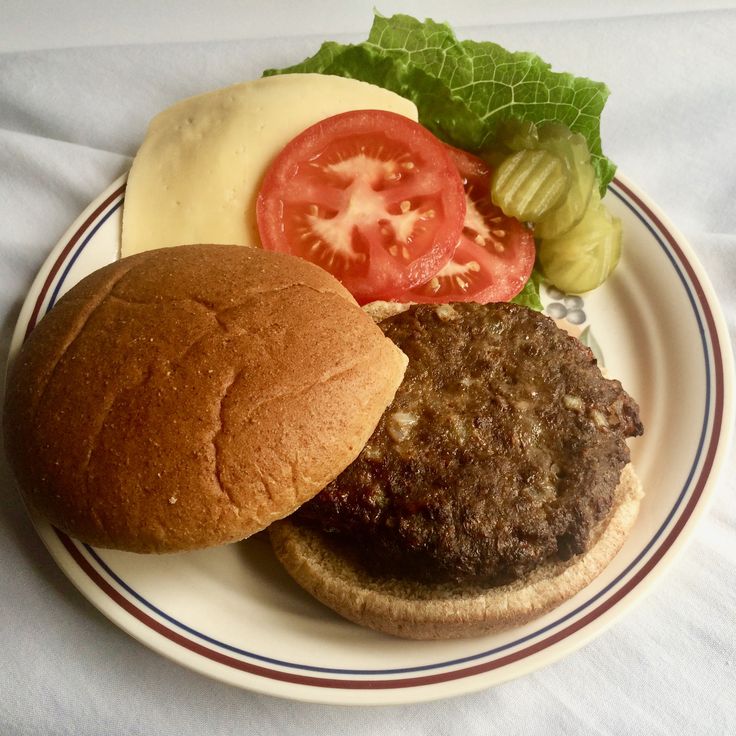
[401,145,536,304]
[256,110,466,304]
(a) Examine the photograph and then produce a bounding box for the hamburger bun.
[3,244,407,553]
[269,464,642,639]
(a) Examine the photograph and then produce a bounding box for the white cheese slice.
[121,74,419,256]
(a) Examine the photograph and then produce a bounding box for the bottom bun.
[269,464,643,640]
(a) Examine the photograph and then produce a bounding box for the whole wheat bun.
[3,244,407,553]
[269,464,642,639]
[272,300,643,639]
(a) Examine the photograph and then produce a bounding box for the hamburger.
[270,301,643,638]
[3,244,643,639]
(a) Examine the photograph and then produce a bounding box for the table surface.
[1,3,735,735]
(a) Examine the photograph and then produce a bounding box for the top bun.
[4,244,407,553]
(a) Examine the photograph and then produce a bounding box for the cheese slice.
[121,74,419,256]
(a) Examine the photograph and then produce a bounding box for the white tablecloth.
[1,4,735,734]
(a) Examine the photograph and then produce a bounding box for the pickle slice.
[537,122,578,146]
[539,191,622,294]
[492,149,571,222]
[497,118,539,152]
[534,129,596,239]
[488,121,597,237]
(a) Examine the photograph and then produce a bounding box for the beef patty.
[295,302,643,585]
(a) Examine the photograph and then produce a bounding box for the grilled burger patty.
[295,303,643,585]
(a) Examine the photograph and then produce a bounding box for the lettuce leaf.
[264,13,615,190]
[511,268,544,311]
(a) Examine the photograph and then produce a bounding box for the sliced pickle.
[537,122,577,146]
[533,128,596,239]
[539,191,622,294]
[496,118,539,152]
[533,158,595,239]
[488,120,597,237]
[492,149,571,222]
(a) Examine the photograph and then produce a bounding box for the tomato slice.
[256,110,466,304]
[400,145,536,304]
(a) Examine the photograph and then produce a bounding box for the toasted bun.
[4,244,407,553]
[269,464,643,639]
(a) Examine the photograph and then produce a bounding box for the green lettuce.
[511,268,544,311]
[264,13,615,189]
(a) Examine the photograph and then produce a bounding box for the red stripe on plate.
[24,184,125,339]
[57,526,636,689]
[614,178,725,433]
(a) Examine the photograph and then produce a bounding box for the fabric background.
[1,4,734,734]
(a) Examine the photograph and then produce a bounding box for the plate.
[8,172,734,705]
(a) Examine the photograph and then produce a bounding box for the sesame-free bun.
[4,244,407,553]
[269,464,642,639]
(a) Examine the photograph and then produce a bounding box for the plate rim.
[7,171,734,705]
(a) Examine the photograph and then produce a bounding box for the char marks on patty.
[295,302,643,585]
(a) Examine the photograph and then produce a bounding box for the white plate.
[8,173,734,705]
